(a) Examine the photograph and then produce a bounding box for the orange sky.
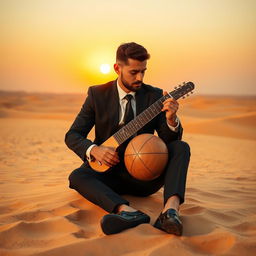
[1,0,256,95]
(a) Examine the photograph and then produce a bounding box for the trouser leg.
[68,140,190,213]
[163,140,190,205]
[68,166,129,213]
[68,162,165,213]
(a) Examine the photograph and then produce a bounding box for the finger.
[102,159,113,167]
[105,148,117,155]
[108,147,117,152]
[162,102,178,111]
[106,152,120,164]
[105,149,120,160]
[162,105,177,113]
[163,98,179,106]
[163,97,178,102]
[101,145,115,151]
[106,157,119,166]
[102,155,119,167]
[162,101,178,109]
[96,153,113,167]
[105,151,120,162]
[104,158,119,167]
[163,102,179,108]
[163,91,168,96]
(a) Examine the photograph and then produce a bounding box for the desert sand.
[0,91,255,256]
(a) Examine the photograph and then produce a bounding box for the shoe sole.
[162,221,183,236]
[154,218,183,236]
[101,215,150,235]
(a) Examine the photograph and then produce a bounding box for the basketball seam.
[137,154,156,177]
[131,139,138,154]
[130,154,137,175]
[125,152,167,156]
[137,134,155,153]
[126,134,166,179]
[129,140,138,174]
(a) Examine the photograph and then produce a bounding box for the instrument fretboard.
[113,82,194,145]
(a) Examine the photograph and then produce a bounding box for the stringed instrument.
[89,81,195,172]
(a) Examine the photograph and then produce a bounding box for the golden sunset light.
[100,64,111,74]
[1,1,256,255]
[1,0,256,95]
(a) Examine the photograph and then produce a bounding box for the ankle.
[162,205,179,213]
[162,196,180,213]
[117,204,137,213]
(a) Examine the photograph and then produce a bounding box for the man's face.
[116,58,147,92]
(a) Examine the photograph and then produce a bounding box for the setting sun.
[100,64,111,74]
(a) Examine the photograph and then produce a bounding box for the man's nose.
[136,72,143,81]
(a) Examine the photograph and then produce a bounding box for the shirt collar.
[117,80,136,100]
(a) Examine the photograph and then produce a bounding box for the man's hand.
[90,145,120,167]
[162,91,179,127]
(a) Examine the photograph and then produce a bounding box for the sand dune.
[184,112,256,140]
[0,92,256,255]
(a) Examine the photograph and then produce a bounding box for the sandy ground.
[0,91,256,255]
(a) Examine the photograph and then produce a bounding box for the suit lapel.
[109,80,120,134]
[135,84,147,116]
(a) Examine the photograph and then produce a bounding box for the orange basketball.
[124,134,169,181]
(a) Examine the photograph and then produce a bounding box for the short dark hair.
[116,42,150,64]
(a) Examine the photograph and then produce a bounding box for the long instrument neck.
[113,93,173,145]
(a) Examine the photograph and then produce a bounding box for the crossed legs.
[69,140,190,234]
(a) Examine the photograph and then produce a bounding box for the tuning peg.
[183,82,186,85]
[182,96,185,99]
[174,86,178,89]
[191,91,193,94]
[186,94,190,97]
[179,84,182,87]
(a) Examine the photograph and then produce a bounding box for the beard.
[120,72,142,92]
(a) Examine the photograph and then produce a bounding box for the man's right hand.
[90,145,120,167]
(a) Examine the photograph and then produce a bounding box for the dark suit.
[65,80,190,213]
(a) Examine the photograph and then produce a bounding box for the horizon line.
[0,89,256,98]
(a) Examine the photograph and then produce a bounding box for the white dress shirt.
[86,81,180,161]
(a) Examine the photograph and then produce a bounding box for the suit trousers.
[69,140,190,213]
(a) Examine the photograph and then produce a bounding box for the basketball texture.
[124,134,169,181]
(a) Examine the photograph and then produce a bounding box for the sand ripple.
[0,95,256,255]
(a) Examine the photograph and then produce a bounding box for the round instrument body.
[124,134,169,181]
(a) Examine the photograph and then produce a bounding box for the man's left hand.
[162,91,179,127]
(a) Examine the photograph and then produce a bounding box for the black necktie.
[123,94,134,124]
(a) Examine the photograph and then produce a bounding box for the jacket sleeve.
[64,87,95,162]
[154,87,183,143]
[155,111,183,144]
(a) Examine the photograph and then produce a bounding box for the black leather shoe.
[100,210,150,235]
[154,208,183,236]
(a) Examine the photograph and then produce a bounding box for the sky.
[1,0,256,95]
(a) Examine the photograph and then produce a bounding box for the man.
[65,42,190,236]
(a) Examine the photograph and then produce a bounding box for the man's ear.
[114,63,121,75]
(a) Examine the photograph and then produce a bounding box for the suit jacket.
[65,80,183,163]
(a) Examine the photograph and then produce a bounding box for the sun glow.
[80,49,116,85]
[100,64,111,74]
